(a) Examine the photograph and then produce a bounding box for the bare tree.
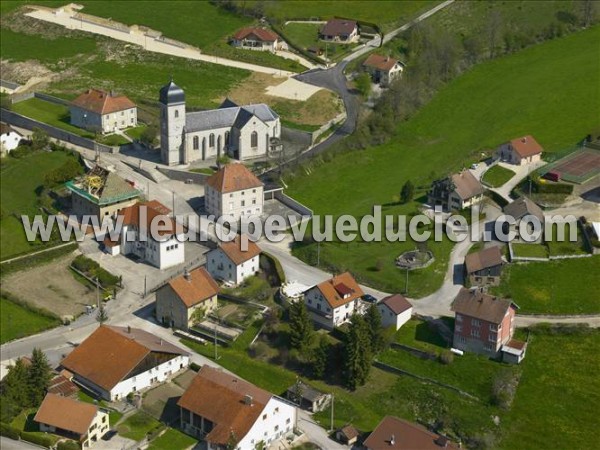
[487,9,503,59]
[580,0,597,27]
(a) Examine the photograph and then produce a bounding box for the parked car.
[543,171,561,182]
[102,430,117,441]
[362,294,377,303]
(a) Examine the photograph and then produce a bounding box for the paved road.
[0,437,39,450]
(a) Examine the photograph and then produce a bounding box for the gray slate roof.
[159,80,185,105]
[451,288,517,324]
[186,104,278,133]
[503,197,545,223]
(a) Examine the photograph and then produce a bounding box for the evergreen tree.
[400,180,415,204]
[365,304,386,354]
[311,336,330,379]
[1,358,30,408]
[288,301,313,352]
[28,348,52,407]
[342,314,372,390]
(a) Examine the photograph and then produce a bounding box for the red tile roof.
[34,393,98,436]
[71,89,136,115]
[380,294,412,315]
[510,135,543,158]
[47,373,79,398]
[315,272,364,309]
[119,200,177,237]
[167,267,219,308]
[363,54,400,72]
[364,416,459,450]
[218,235,261,265]
[177,365,272,446]
[205,164,263,193]
[320,19,357,37]
[61,325,187,391]
[233,27,279,42]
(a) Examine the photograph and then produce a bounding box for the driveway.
[487,160,546,203]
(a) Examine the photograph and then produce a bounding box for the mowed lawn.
[0,296,60,344]
[492,257,600,314]
[147,428,197,450]
[482,165,516,187]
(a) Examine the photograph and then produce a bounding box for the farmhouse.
[498,135,543,165]
[204,163,264,221]
[105,200,185,270]
[502,196,545,242]
[364,416,459,450]
[70,88,137,134]
[66,164,140,220]
[178,365,296,450]
[60,325,189,401]
[377,294,413,330]
[0,122,22,153]
[231,27,287,52]
[362,54,404,87]
[303,272,366,329]
[464,246,504,287]
[159,80,281,165]
[206,235,261,286]
[155,267,219,330]
[286,380,331,412]
[428,170,484,211]
[451,288,526,362]
[319,19,359,43]
[34,393,108,448]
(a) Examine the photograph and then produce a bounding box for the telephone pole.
[329,393,335,432]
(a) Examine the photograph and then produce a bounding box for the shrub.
[57,440,80,450]
[439,350,454,365]
[189,362,201,372]
[20,431,54,448]
[0,422,21,440]
[491,368,521,410]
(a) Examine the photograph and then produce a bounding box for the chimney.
[244,394,253,406]
[127,325,131,334]
[522,137,527,143]
[184,268,191,281]
[159,338,163,346]
[390,434,395,446]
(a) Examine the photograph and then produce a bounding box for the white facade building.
[206,235,261,286]
[377,294,413,331]
[70,88,137,134]
[159,80,281,165]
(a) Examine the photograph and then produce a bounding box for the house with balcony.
[451,288,526,363]
[231,27,287,52]
[428,170,484,211]
[60,325,189,401]
[362,54,404,87]
[206,235,261,286]
[178,365,296,450]
[319,19,359,43]
[303,272,366,329]
[498,135,543,166]
[34,393,109,448]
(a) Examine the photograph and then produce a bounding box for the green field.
[281,22,359,61]
[492,257,600,314]
[286,27,600,296]
[0,296,60,343]
[147,428,197,450]
[510,242,549,259]
[0,151,75,258]
[546,223,587,256]
[482,165,516,187]
[117,411,161,442]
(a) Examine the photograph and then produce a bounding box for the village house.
[377,294,413,330]
[204,163,264,221]
[231,27,287,52]
[66,164,140,220]
[286,380,331,413]
[303,272,366,329]
[60,325,189,401]
[159,80,280,165]
[34,393,109,448]
[178,365,297,450]
[362,54,404,87]
[0,122,22,154]
[498,135,543,165]
[364,416,459,450]
[464,246,504,287]
[502,196,545,242]
[206,235,261,286]
[428,170,484,211]
[155,267,219,330]
[104,200,184,269]
[319,19,359,43]
[451,288,527,363]
[70,88,137,134]
[336,425,360,446]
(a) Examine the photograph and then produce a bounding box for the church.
[159,79,281,166]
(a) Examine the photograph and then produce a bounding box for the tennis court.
[540,148,600,183]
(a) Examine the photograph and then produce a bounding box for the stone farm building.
[66,164,140,220]
[303,272,366,329]
[34,393,109,448]
[319,19,359,43]
[502,196,545,242]
[159,80,281,165]
[498,135,543,166]
[231,27,287,52]
[363,54,404,87]
[204,163,264,221]
[377,294,413,330]
[206,235,261,286]
[178,365,296,450]
[428,170,484,211]
[155,267,219,331]
[104,200,184,269]
[60,325,189,401]
[364,416,459,450]
[451,288,527,363]
[464,246,504,287]
[70,88,137,134]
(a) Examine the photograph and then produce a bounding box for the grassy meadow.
[0,296,60,343]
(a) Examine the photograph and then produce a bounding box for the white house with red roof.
[363,54,404,87]
[303,272,366,329]
[104,200,184,269]
[206,235,261,286]
[70,88,137,134]
[377,294,413,330]
[231,27,287,52]
[498,135,543,165]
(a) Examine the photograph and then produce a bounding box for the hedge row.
[20,431,54,448]
[533,179,574,194]
[57,440,80,450]
[0,422,20,440]
[71,255,120,289]
[260,252,286,285]
[0,242,78,277]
